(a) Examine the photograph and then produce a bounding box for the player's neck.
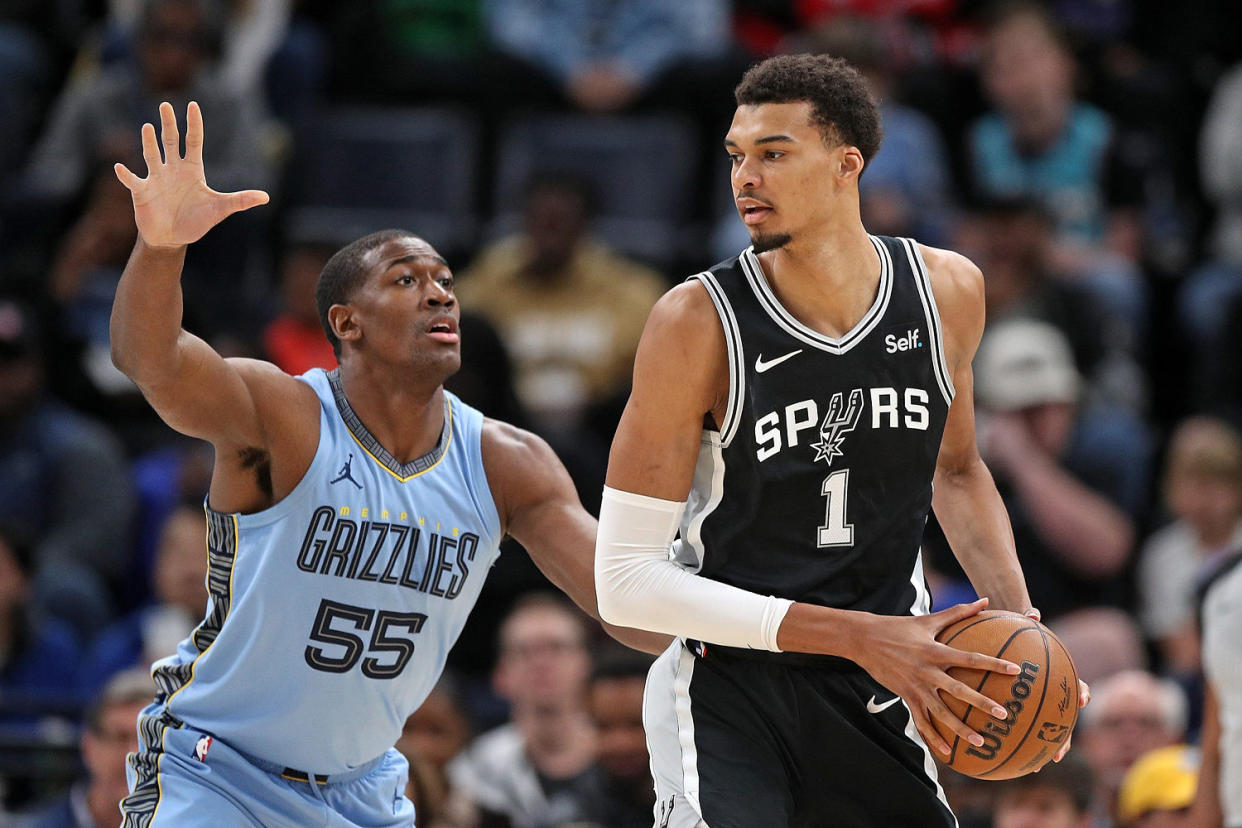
[758,222,881,339]
[335,362,446,465]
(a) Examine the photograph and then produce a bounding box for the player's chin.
[750,229,793,254]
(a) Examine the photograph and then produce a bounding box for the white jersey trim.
[902,239,956,406]
[899,700,960,827]
[691,272,745,447]
[738,236,893,355]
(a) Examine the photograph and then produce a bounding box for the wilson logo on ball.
[965,660,1041,761]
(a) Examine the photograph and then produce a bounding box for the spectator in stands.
[457,174,665,433]
[1048,607,1147,687]
[15,0,275,336]
[396,673,475,828]
[1199,60,1242,271]
[448,593,601,826]
[484,0,730,113]
[1175,60,1242,379]
[973,319,1147,618]
[582,646,656,828]
[1115,745,1199,828]
[788,17,957,247]
[21,0,271,207]
[966,197,1143,412]
[1138,417,1242,675]
[0,524,81,725]
[262,238,338,376]
[76,501,208,696]
[0,298,135,636]
[14,668,154,828]
[1079,671,1188,825]
[991,752,1095,828]
[972,1,1145,331]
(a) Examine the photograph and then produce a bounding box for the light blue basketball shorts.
[121,704,416,827]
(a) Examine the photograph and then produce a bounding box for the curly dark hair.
[315,228,413,356]
[734,54,883,169]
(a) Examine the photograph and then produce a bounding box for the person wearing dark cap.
[0,299,135,637]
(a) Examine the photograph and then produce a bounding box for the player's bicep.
[935,360,983,476]
[135,334,289,448]
[605,285,726,500]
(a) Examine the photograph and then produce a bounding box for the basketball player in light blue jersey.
[109,101,668,827]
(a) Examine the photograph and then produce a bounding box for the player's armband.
[595,486,791,651]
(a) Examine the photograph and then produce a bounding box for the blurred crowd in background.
[2,0,1242,825]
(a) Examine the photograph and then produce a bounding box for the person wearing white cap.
[973,318,1148,619]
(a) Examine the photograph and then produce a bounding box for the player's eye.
[765,150,785,160]
[396,275,414,285]
[727,153,742,165]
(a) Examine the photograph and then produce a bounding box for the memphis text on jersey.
[297,504,481,600]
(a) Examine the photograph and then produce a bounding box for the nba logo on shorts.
[192,735,213,762]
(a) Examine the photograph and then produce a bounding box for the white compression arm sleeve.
[595,486,793,651]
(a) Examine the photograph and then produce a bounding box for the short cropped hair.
[315,229,412,356]
[85,668,155,733]
[734,54,883,168]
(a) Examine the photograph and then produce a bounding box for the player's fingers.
[1053,733,1073,763]
[1023,607,1042,622]
[934,597,988,629]
[159,101,180,159]
[1078,680,1091,708]
[216,189,270,215]
[941,645,1021,676]
[910,706,952,757]
[940,680,1010,722]
[140,122,161,172]
[925,693,985,750]
[185,101,204,165]
[114,162,142,191]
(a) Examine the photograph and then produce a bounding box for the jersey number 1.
[817,469,853,547]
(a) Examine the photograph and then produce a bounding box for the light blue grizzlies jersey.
[151,368,503,774]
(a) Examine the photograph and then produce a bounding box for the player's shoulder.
[916,243,984,306]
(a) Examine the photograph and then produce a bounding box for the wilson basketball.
[932,610,1080,779]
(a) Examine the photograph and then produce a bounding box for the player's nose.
[732,154,762,190]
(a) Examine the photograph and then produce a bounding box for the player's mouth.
[425,316,459,344]
[738,198,773,226]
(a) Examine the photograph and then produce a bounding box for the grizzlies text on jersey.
[149,368,502,773]
[674,235,953,618]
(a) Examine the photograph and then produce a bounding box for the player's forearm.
[595,486,792,651]
[1191,683,1224,826]
[110,239,190,385]
[1004,450,1133,578]
[932,459,1032,613]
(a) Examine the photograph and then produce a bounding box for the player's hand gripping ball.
[932,610,1080,779]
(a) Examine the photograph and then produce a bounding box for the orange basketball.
[932,609,1080,779]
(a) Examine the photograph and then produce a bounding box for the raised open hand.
[114,101,269,249]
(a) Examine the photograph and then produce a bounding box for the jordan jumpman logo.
[330,453,363,489]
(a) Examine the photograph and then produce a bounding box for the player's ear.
[838,146,864,181]
[329,304,361,347]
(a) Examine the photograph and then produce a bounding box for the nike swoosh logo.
[866,695,901,714]
[755,349,803,373]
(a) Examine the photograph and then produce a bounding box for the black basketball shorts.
[643,640,958,828]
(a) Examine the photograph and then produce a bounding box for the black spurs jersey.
[672,235,955,618]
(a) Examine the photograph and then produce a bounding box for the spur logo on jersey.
[296,506,481,600]
[810,390,863,465]
[755,386,931,462]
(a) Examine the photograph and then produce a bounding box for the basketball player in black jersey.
[594,55,1089,827]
